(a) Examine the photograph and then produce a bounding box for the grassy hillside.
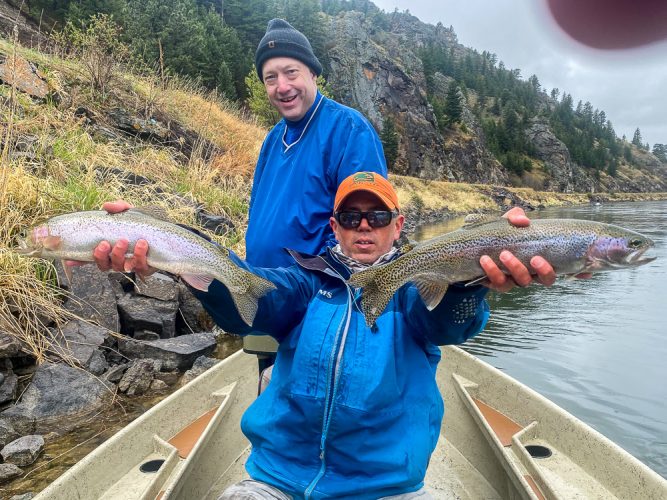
[1,37,667,362]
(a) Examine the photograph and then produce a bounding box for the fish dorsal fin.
[125,206,173,222]
[462,214,503,229]
[399,242,416,255]
[413,277,449,310]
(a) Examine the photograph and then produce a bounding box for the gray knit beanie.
[255,19,322,81]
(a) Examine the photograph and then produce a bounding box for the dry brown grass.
[156,82,266,177]
[392,174,497,213]
[0,37,266,361]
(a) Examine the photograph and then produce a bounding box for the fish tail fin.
[229,269,276,327]
[348,267,396,328]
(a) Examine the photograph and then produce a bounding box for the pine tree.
[632,128,643,147]
[652,144,667,162]
[216,61,236,100]
[380,115,399,169]
[444,80,463,126]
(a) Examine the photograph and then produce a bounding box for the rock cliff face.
[325,11,505,183]
[326,12,444,179]
[525,120,591,193]
[323,10,666,192]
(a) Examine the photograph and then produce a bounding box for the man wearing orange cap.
[80,173,558,499]
[192,172,553,499]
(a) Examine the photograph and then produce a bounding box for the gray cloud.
[373,0,667,147]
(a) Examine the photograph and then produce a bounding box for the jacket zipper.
[303,285,353,499]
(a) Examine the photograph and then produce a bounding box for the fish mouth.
[14,237,41,256]
[626,246,656,266]
[14,228,43,257]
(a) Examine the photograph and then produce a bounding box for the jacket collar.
[286,248,351,280]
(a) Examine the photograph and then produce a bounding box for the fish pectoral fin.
[414,278,449,310]
[181,274,214,291]
[463,275,487,287]
[61,260,73,286]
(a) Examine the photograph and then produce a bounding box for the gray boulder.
[117,293,179,339]
[2,363,112,434]
[118,333,216,371]
[1,435,45,467]
[0,463,23,485]
[0,372,18,404]
[49,319,109,373]
[0,332,22,358]
[118,359,160,396]
[55,263,120,333]
[10,493,35,500]
[134,330,160,341]
[102,363,129,384]
[181,356,219,386]
[0,419,19,449]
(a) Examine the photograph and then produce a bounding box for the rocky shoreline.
[0,262,232,493]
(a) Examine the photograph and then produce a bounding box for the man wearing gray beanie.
[242,18,388,386]
[255,18,323,82]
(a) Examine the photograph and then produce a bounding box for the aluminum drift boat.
[35,347,667,499]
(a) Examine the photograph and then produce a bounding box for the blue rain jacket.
[195,249,490,499]
[245,94,387,268]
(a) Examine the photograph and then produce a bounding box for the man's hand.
[64,200,155,278]
[479,207,557,292]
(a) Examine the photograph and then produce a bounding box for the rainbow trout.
[348,217,655,327]
[16,209,276,326]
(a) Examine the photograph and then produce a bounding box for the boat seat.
[168,406,219,459]
[472,398,523,447]
[471,398,545,500]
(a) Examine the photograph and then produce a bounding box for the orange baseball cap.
[334,172,400,212]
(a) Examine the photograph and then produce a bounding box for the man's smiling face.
[330,191,404,264]
[262,57,318,122]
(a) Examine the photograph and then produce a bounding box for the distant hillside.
[3,0,667,193]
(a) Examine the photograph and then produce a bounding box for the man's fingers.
[132,239,152,276]
[503,207,530,228]
[93,241,112,271]
[531,256,557,287]
[480,255,514,292]
[102,200,133,214]
[110,239,129,272]
[500,251,532,287]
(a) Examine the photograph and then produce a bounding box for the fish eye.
[629,238,643,248]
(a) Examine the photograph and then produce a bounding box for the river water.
[414,200,667,479]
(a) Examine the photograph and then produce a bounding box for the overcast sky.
[372,0,667,148]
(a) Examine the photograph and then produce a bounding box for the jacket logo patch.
[318,289,332,299]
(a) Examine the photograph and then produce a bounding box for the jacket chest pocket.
[336,302,407,412]
[283,293,347,399]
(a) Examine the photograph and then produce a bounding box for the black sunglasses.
[334,210,398,229]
